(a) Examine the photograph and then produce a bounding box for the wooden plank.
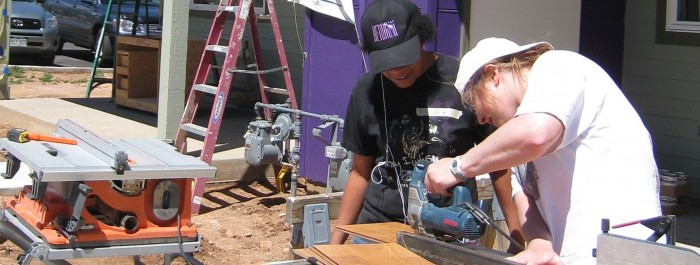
[123,51,159,98]
[118,35,161,49]
[115,66,129,76]
[115,96,158,113]
[335,222,413,244]
[285,192,343,225]
[311,243,432,265]
[292,248,335,265]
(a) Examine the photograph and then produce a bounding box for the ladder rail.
[86,0,115,98]
[198,0,253,162]
[267,0,299,112]
[174,0,235,153]
[247,6,272,120]
[188,0,256,215]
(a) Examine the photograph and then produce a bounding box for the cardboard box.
[660,181,692,198]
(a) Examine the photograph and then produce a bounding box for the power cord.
[379,76,409,222]
[176,214,204,265]
[291,2,307,64]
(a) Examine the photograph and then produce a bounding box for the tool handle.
[26,133,78,145]
[7,128,29,143]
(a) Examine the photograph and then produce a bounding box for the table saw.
[0,119,216,264]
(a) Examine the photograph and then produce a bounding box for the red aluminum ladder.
[174,0,299,214]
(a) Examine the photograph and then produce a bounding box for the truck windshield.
[99,0,160,5]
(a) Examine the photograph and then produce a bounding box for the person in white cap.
[331,1,524,251]
[424,37,662,264]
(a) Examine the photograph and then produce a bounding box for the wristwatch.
[450,156,467,180]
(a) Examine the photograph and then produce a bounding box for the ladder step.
[92,77,112,83]
[229,66,285,75]
[181,123,208,137]
[263,86,290,95]
[193,84,218,94]
[221,5,237,12]
[206,45,229,53]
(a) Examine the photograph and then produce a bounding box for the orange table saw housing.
[6,178,198,248]
[0,119,217,263]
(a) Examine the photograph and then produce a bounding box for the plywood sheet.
[335,222,413,243]
[311,243,432,265]
[292,248,336,265]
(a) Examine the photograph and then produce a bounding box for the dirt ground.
[0,69,321,264]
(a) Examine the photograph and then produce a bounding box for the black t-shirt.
[342,54,493,223]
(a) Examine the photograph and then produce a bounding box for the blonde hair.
[463,45,552,111]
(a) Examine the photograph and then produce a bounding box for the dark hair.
[416,14,434,43]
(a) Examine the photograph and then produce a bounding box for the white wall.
[624,0,700,201]
[468,0,581,53]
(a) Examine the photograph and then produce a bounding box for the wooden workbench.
[113,36,204,113]
[293,243,432,265]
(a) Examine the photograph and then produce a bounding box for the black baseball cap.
[361,0,422,74]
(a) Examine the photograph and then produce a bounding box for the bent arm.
[462,113,564,180]
[424,113,564,195]
[329,154,374,244]
[489,169,525,254]
[506,192,563,265]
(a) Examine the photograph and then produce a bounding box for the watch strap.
[450,156,467,180]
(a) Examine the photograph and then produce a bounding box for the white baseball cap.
[454,38,553,97]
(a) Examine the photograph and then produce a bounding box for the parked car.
[9,0,59,65]
[41,0,161,66]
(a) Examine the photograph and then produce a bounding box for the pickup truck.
[41,0,161,66]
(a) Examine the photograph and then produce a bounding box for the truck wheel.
[34,53,56,66]
[56,40,65,55]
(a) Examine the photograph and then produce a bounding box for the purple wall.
[299,0,463,184]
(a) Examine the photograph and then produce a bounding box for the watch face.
[451,159,458,168]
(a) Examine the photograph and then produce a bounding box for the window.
[656,0,700,46]
[666,0,700,32]
[190,0,266,13]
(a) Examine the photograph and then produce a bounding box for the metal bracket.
[602,215,677,245]
[27,172,47,200]
[27,241,51,263]
[1,152,20,179]
[53,183,92,245]
[640,215,676,244]
[301,203,330,248]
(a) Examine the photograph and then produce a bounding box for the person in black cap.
[330,0,524,252]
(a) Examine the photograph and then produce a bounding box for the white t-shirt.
[514,50,662,264]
